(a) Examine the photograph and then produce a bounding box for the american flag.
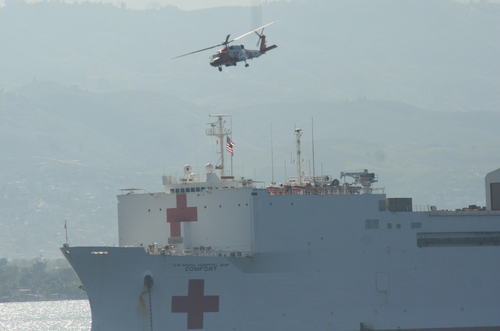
[226,137,235,155]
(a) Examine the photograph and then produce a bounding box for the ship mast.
[295,128,303,186]
[207,114,231,178]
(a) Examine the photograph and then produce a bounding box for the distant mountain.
[1,82,499,259]
[1,0,500,258]
[0,82,208,259]
[234,99,500,205]
[1,0,500,111]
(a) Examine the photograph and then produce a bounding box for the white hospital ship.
[62,114,500,331]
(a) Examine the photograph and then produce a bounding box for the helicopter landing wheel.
[245,63,249,67]
[218,67,222,72]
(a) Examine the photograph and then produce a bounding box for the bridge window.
[365,219,379,229]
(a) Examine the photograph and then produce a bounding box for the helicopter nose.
[210,57,223,66]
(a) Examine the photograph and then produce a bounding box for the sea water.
[0,300,91,330]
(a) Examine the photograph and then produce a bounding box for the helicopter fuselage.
[210,45,263,68]
[172,21,277,72]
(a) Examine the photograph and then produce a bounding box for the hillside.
[1,0,500,111]
[1,0,500,258]
[1,82,500,258]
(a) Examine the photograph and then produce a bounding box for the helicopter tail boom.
[262,44,277,54]
[258,34,277,54]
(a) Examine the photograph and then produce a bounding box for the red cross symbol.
[167,194,198,237]
[171,279,220,329]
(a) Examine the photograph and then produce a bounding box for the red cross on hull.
[167,194,198,237]
[172,279,220,329]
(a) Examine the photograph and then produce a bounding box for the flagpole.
[219,120,225,178]
[65,220,69,246]
[271,122,274,185]
[230,115,233,177]
[312,117,316,184]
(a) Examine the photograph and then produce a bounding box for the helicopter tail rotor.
[255,28,265,47]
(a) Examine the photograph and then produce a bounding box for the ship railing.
[412,205,431,212]
[371,188,385,194]
[409,205,500,215]
[145,245,252,258]
[429,210,500,216]
[268,186,385,195]
[404,205,500,216]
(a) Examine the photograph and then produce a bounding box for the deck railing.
[268,187,385,195]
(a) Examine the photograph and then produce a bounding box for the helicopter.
[172,21,277,72]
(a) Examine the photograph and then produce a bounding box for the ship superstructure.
[62,115,500,331]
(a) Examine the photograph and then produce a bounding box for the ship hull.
[62,192,500,331]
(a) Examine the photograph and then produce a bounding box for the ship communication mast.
[294,128,303,186]
[206,114,231,178]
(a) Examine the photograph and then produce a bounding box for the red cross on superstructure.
[171,279,220,329]
[167,194,198,237]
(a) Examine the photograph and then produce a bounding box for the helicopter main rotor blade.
[171,43,224,59]
[229,21,276,43]
[172,21,276,59]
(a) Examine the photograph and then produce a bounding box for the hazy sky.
[0,0,288,10]
[3,0,500,11]
[2,0,499,10]
[124,0,286,10]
